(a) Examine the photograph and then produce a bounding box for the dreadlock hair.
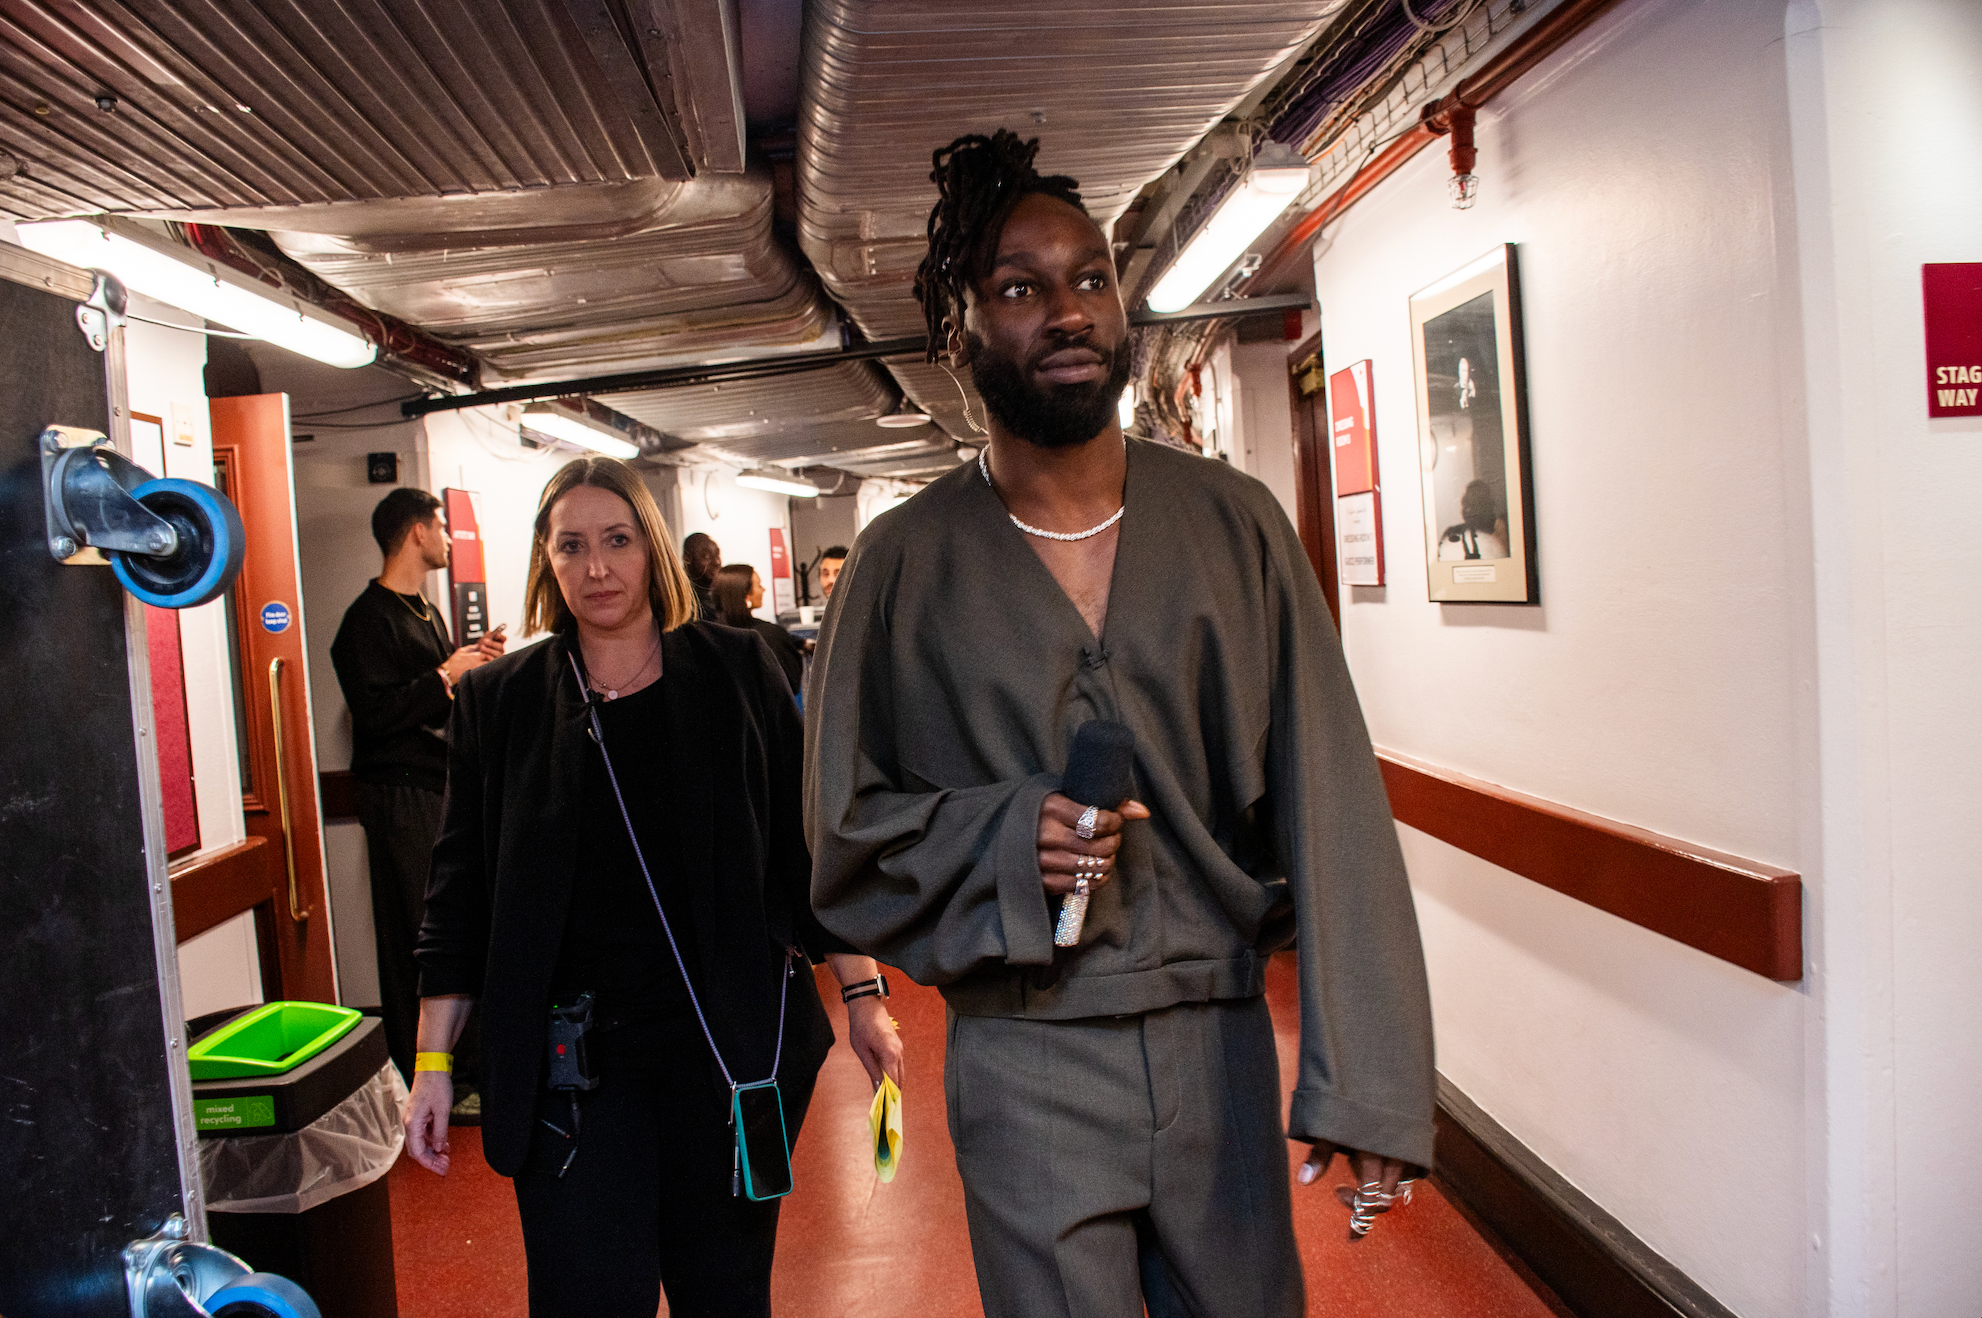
[915,130,1087,362]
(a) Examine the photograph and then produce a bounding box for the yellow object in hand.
[868,1074,903,1182]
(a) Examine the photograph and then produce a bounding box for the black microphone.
[1056,720,1136,947]
[1062,720,1136,809]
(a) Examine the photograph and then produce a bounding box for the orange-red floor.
[386,957,1566,1316]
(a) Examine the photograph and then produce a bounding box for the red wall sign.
[768,528,795,615]
[1924,263,1982,418]
[442,487,489,642]
[1328,360,1377,496]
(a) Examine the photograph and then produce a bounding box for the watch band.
[840,974,889,1004]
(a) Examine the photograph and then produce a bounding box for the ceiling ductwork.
[267,169,834,381]
[795,0,1333,435]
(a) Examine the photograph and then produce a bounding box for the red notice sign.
[1924,263,1982,418]
[1328,360,1378,496]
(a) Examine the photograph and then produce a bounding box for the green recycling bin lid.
[187,1001,363,1080]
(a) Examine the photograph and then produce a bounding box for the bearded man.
[803,131,1433,1318]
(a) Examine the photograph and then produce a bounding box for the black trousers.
[353,780,479,1085]
[512,1014,818,1318]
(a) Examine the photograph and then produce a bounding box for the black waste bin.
[191,1006,402,1318]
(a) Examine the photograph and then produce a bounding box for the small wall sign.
[260,602,291,633]
[1924,263,1982,418]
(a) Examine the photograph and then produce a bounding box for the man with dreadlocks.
[804,130,1433,1317]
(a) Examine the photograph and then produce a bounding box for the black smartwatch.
[840,974,889,1004]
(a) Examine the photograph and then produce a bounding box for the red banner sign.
[1924,263,1982,418]
[1328,360,1377,496]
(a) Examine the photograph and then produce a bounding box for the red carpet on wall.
[387,958,1564,1317]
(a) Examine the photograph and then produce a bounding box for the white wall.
[1227,339,1300,525]
[121,298,263,1011]
[669,460,795,619]
[1310,1,1809,1313]
[124,298,245,862]
[1786,2,1982,1313]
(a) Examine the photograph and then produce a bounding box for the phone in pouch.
[732,1079,793,1201]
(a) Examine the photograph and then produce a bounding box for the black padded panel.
[0,279,186,1316]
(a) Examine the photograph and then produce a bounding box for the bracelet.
[414,1051,453,1074]
[840,975,889,1004]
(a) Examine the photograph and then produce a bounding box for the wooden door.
[206,394,337,1004]
[1288,334,1341,627]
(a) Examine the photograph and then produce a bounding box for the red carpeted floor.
[387,956,1566,1316]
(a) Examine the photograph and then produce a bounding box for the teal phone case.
[732,1079,793,1201]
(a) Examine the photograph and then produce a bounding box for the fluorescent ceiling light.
[14,217,377,368]
[1145,144,1311,314]
[736,471,822,498]
[520,405,640,458]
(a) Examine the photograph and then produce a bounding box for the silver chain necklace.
[979,447,1125,542]
[584,629,661,700]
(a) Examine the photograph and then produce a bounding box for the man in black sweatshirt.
[331,488,504,1109]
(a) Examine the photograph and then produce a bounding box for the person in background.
[407,457,900,1318]
[817,545,848,599]
[713,563,806,699]
[682,531,722,620]
[331,487,505,1119]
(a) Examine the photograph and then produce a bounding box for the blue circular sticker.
[260,602,292,633]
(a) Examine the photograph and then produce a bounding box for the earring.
[940,362,989,436]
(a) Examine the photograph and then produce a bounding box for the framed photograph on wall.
[1409,244,1537,603]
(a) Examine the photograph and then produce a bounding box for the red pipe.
[1251,0,1628,285]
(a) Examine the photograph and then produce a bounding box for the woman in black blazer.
[712,562,806,698]
[404,457,902,1318]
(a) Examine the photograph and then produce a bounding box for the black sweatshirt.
[330,580,454,791]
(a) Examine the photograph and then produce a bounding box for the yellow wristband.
[414,1051,453,1074]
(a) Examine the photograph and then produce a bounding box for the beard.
[966,331,1132,450]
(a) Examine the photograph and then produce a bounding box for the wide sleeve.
[803,539,1057,985]
[330,602,453,745]
[1259,506,1436,1171]
[415,671,491,999]
[746,631,853,962]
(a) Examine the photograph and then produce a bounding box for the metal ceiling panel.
[796,0,1329,429]
[0,0,696,222]
[602,358,894,443]
[269,168,834,379]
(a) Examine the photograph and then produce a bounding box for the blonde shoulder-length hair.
[523,457,700,636]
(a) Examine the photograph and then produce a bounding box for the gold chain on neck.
[385,584,432,623]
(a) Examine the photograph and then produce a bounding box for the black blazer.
[416,622,847,1175]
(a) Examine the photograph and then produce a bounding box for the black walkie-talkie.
[547,991,600,1092]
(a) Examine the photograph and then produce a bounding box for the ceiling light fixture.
[736,471,823,498]
[14,217,377,368]
[875,397,932,429]
[520,404,640,458]
[1145,142,1311,314]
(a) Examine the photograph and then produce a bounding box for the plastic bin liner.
[201,1062,408,1214]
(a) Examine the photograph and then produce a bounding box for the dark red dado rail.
[1378,751,1803,981]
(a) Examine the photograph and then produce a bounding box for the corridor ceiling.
[0,0,1342,480]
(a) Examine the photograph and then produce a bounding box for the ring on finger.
[1074,854,1105,872]
[1075,805,1099,840]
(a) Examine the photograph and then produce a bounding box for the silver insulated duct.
[796,0,1331,436]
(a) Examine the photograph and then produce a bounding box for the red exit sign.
[1924,263,1982,418]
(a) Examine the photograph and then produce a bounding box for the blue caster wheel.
[204,1271,322,1318]
[109,477,245,609]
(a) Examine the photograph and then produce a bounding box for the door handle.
[267,657,311,923]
